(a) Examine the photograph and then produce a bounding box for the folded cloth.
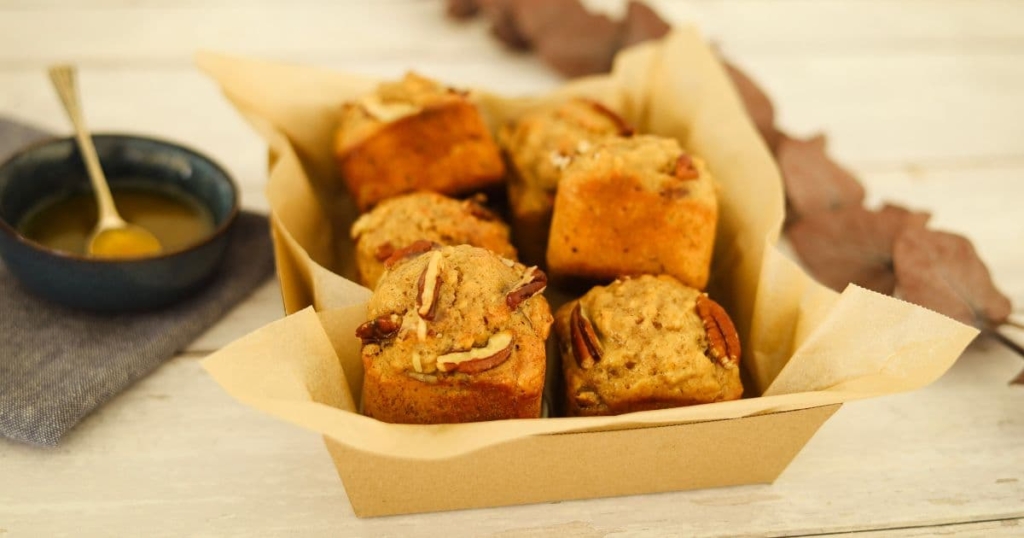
[0,118,276,446]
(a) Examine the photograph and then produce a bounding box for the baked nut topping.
[350,192,517,289]
[359,94,420,123]
[361,245,552,426]
[588,100,635,136]
[384,239,438,269]
[463,194,499,221]
[555,276,744,417]
[374,241,396,261]
[417,250,444,320]
[546,135,718,289]
[356,314,402,345]
[436,331,514,374]
[695,294,741,368]
[506,266,548,310]
[675,153,699,180]
[570,303,602,369]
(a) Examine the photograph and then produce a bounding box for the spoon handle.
[48,64,123,228]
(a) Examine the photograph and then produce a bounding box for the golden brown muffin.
[334,72,505,211]
[555,275,743,416]
[358,244,552,424]
[498,98,633,265]
[546,135,718,289]
[350,191,517,288]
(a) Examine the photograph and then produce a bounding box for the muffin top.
[359,244,552,384]
[558,275,742,413]
[561,135,716,208]
[351,192,517,287]
[338,72,466,151]
[500,98,632,205]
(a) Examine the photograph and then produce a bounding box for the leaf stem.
[990,329,1024,361]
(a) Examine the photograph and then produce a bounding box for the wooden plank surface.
[1,1,1022,536]
[0,341,1020,537]
[2,0,1023,63]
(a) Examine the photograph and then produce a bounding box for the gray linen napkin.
[0,118,276,446]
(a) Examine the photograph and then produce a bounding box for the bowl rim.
[0,132,241,264]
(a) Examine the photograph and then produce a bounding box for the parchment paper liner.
[198,27,977,461]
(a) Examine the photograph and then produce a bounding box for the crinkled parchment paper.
[197,27,977,460]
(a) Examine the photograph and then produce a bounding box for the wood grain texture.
[827,519,1023,538]
[1,0,1022,536]
[0,343,1020,537]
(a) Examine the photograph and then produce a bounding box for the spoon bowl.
[89,225,164,258]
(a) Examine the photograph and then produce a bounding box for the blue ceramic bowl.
[0,134,239,312]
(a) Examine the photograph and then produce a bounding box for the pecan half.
[506,266,548,310]
[355,314,401,345]
[675,154,699,180]
[570,303,602,369]
[587,99,635,136]
[373,241,396,262]
[417,250,443,320]
[695,295,741,368]
[384,239,437,269]
[436,331,514,374]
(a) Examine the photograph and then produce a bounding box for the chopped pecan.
[506,266,548,310]
[695,295,741,368]
[660,186,690,200]
[549,151,572,170]
[355,314,401,345]
[417,250,444,320]
[406,371,439,384]
[574,389,602,409]
[464,194,498,221]
[587,99,635,136]
[436,331,514,374]
[675,154,699,180]
[384,239,437,269]
[410,351,437,374]
[570,303,602,369]
[373,241,396,261]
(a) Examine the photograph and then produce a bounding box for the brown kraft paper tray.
[197,27,978,517]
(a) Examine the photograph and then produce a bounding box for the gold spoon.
[48,64,162,258]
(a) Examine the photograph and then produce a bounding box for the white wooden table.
[2,1,1022,536]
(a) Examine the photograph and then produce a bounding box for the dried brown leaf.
[479,0,531,49]
[513,0,587,44]
[722,60,781,151]
[466,0,666,77]
[892,227,1012,328]
[620,0,671,48]
[534,8,621,77]
[993,330,1024,374]
[787,204,930,294]
[778,134,866,218]
[446,0,480,19]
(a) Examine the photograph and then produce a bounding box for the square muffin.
[358,244,552,424]
[498,98,633,265]
[350,191,517,288]
[555,275,743,416]
[546,135,718,289]
[334,73,505,211]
